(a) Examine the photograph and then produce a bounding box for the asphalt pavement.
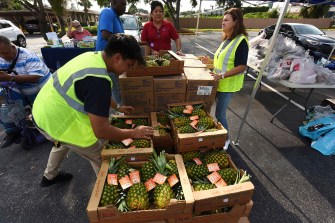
[0,32,334,223]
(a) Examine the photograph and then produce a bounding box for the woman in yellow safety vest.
[202,8,249,150]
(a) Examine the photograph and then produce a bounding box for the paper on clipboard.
[46,32,58,41]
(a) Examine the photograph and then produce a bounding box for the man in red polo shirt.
[141,1,183,56]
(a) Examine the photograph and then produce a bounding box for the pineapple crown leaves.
[235,170,251,184]
[167,110,184,119]
[150,150,169,176]
[193,178,212,185]
[193,104,204,109]
[108,157,126,174]
[111,117,126,124]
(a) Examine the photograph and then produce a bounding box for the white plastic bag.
[288,58,316,84]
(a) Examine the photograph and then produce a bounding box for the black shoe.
[40,171,73,187]
[1,131,21,148]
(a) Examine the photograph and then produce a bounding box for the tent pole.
[193,0,202,54]
[233,0,291,146]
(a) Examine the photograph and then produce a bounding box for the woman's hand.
[132,125,154,140]
[118,106,134,115]
[210,71,224,81]
[176,50,184,56]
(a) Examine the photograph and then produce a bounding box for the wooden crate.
[87,154,194,223]
[102,115,153,160]
[168,201,253,223]
[126,51,184,77]
[167,101,227,153]
[150,112,175,154]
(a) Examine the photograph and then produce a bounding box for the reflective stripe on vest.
[214,35,244,74]
[52,67,108,115]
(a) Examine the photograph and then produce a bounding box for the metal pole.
[233,0,291,145]
[193,0,202,54]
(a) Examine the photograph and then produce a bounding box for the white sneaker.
[223,139,230,151]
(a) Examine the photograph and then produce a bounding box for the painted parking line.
[195,43,305,111]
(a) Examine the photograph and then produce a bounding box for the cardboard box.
[150,112,175,154]
[131,104,155,115]
[126,51,184,77]
[184,67,218,95]
[168,101,227,153]
[119,75,153,93]
[154,74,187,94]
[122,91,154,106]
[86,154,194,223]
[168,201,253,223]
[154,93,185,112]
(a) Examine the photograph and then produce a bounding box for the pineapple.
[203,151,229,169]
[173,116,191,128]
[99,157,124,207]
[113,122,128,129]
[166,160,178,176]
[157,113,169,125]
[130,139,151,148]
[158,127,169,135]
[126,182,150,210]
[154,183,175,209]
[193,182,216,191]
[132,118,149,126]
[117,162,131,180]
[161,60,170,66]
[169,106,185,115]
[99,184,119,206]
[140,161,156,182]
[182,151,202,162]
[191,108,207,118]
[178,125,197,134]
[108,141,125,149]
[198,116,215,129]
[217,168,238,185]
[186,164,209,181]
[151,151,175,209]
[161,53,172,60]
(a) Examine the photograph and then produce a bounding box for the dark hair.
[223,8,248,40]
[150,1,163,13]
[104,34,144,65]
[0,35,12,46]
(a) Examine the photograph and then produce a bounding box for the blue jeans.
[0,89,37,133]
[215,92,233,133]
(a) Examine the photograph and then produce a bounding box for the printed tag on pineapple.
[193,158,202,165]
[144,178,156,191]
[107,174,118,186]
[207,171,221,184]
[207,163,220,172]
[125,119,133,124]
[122,138,133,146]
[119,175,133,190]
[168,174,179,187]
[129,170,141,184]
[190,115,199,121]
[190,120,199,128]
[215,178,228,188]
[185,105,194,111]
[153,173,167,184]
[183,109,192,114]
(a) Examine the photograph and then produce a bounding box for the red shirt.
[141,20,179,51]
[68,29,92,41]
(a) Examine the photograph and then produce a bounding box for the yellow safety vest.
[32,52,113,147]
[214,35,248,92]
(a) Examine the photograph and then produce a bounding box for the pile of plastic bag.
[248,34,335,85]
[299,106,335,155]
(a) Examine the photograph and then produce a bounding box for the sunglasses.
[74,25,81,28]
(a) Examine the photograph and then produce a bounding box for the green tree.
[299,4,330,18]
[128,3,138,14]
[47,0,67,38]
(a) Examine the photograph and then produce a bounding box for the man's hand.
[118,105,134,114]
[0,71,11,82]
[132,125,154,140]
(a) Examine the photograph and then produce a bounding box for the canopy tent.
[233,0,334,145]
[192,0,334,145]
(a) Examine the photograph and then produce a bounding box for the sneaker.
[1,131,21,148]
[40,171,73,187]
[223,139,231,151]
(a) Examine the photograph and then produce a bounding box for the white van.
[0,19,27,47]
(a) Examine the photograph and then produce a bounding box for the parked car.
[259,23,335,59]
[0,19,26,47]
[120,14,142,42]
[25,19,58,34]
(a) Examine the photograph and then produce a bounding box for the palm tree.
[47,0,67,38]
[78,0,93,24]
